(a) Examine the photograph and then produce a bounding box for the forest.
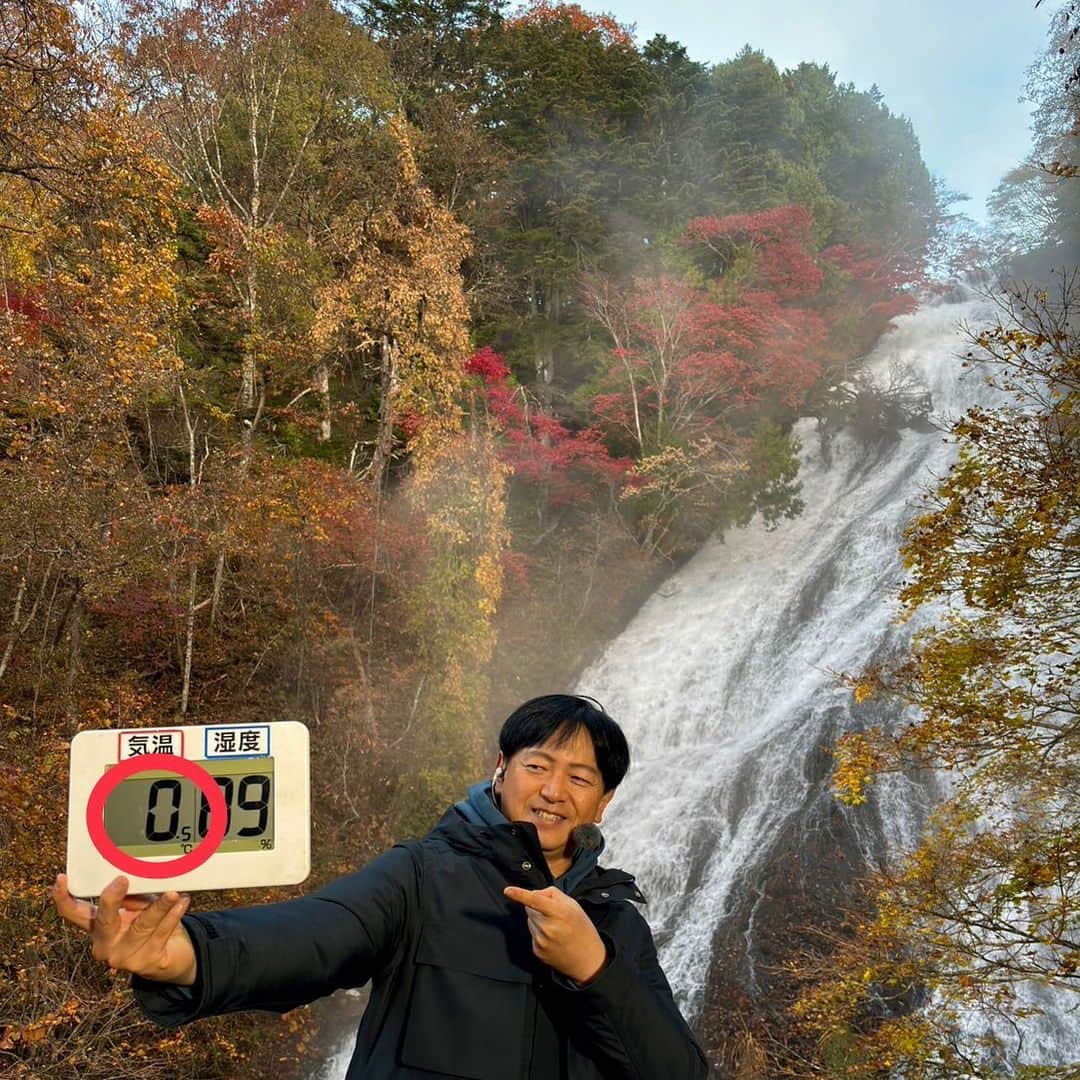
[0,0,1076,1075]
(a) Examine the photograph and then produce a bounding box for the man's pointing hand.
[504,885,609,986]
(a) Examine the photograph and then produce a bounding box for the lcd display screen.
[102,757,275,857]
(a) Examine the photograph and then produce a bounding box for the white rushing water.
[319,288,1077,1076]
[579,286,1080,1070]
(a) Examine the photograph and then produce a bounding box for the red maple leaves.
[465,346,630,506]
[683,205,824,302]
[469,203,916,517]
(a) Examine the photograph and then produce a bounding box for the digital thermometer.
[66,721,310,897]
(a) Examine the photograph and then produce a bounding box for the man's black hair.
[498,694,630,792]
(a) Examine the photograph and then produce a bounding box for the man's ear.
[595,789,615,824]
[492,751,507,795]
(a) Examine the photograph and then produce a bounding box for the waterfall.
[317,288,1077,1075]
[580,287,1080,1069]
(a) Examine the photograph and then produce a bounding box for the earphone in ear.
[492,766,505,785]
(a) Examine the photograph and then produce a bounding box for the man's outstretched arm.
[53,844,421,1027]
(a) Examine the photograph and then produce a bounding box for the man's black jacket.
[134,803,709,1079]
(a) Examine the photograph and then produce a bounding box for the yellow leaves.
[388,113,421,190]
[0,220,42,281]
[831,731,885,807]
[852,678,875,704]
[886,1017,935,1059]
[312,113,472,462]
[406,433,510,758]
[474,551,504,617]
[1,101,182,437]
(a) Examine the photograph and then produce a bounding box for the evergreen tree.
[474,2,652,396]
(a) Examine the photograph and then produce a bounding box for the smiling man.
[54,694,709,1078]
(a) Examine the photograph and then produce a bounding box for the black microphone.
[571,824,603,854]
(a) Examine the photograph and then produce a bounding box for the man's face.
[493,726,615,873]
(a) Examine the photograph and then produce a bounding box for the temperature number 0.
[145,779,182,842]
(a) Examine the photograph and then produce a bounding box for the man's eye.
[525,763,544,772]
[571,776,592,786]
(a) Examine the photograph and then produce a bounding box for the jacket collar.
[433,783,644,904]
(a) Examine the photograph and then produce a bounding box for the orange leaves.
[1,18,184,440]
[506,2,635,49]
[196,205,250,277]
[0,998,84,1049]
[80,110,180,239]
[1,104,181,432]
[0,0,96,193]
[314,116,471,460]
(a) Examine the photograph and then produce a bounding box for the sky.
[598,0,1052,224]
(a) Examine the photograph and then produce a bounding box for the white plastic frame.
[66,721,310,898]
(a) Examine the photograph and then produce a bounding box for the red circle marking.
[86,753,228,878]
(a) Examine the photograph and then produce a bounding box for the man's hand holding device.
[55,720,311,985]
[53,874,196,984]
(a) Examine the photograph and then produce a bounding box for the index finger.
[504,885,560,914]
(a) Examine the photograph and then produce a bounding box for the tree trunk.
[370,334,396,492]
[315,360,331,443]
[242,60,261,416]
[181,561,197,715]
[0,569,28,686]
[366,335,396,654]
[64,590,84,723]
[240,263,258,430]
[533,279,559,402]
[179,381,200,714]
[209,545,226,631]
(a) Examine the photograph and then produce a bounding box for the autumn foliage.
[0,0,945,1074]
[801,279,1080,1076]
[466,346,631,508]
[579,205,914,556]
[505,1,634,48]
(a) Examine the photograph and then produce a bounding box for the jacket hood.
[458,779,512,830]
[434,781,642,903]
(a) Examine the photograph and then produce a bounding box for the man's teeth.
[533,809,563,823]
